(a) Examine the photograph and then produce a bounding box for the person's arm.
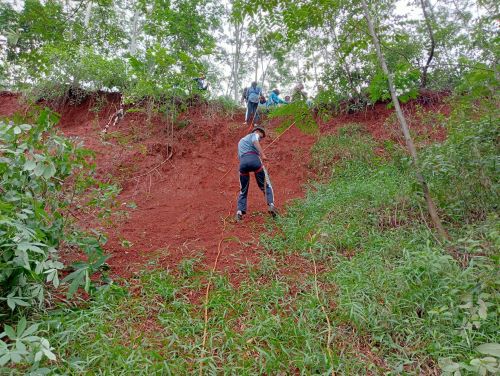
[253,138,267,160]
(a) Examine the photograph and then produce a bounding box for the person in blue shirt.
[267,89,287,108]
[244,81,262,125]
[236,126,277,221]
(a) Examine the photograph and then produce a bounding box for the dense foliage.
[0,0,219,105]
[233,0,498,106]
[263,115,499,374]
[1,0,497,105]
[0,109,114,369]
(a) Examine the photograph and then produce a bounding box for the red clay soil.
[0,92,448,280]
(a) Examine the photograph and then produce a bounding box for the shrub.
[421,114,499,223]
[0,108,110,314]
[268,101,318,134]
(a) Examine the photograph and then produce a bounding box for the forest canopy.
[0,0,498,103]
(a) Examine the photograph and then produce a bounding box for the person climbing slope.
[267,88,287,108]
[236,126,278,221]
[244,81,262,126]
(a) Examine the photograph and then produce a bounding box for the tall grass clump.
[420,114,499,224]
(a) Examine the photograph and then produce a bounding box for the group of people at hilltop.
[191,75,310,221]
[241,81,308,125]
[235,81,311,222]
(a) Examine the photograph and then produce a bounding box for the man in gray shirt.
[236,126,277,221]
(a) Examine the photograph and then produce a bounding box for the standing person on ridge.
[236,126,278,221]
[193,73,209,90]
[292,83,308,102]
[244,81,262,126]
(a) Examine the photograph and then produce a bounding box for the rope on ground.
[199,120,296,373]
[308,235,335,376]
[262,121,296,152]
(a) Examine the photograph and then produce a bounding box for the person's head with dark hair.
[273,89,280,95]
[251,81,257,88]
[252,126,266,138]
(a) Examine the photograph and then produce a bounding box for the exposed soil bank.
[0,92,448,279]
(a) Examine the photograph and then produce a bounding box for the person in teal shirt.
[267,89,287,107]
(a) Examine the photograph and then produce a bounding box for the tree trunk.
[254,43,259,82]
[232,21,243,102]
[419,0,435,88]
[84,2,92,27]
[313,53,319,89]
[129,4,140,56]
[331,24,358,98]
[361,0,449,241]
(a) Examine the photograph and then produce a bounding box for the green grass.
[23,260,379,375]
[263,124,499,373]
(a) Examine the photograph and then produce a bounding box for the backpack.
[247,86,262,103]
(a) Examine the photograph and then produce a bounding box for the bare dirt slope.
[0,92,447,280]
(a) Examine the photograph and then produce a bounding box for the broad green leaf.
[0,353,10,366]
[22,324,39,338]
[42,163,56,179]
[33,163,45,177]
[3,325,16,339]
[16,317,27,337]
[15,341,26,354]
[19,124,32,131]
[10,351,21,363]
[478,299,487,320]
[23,160,37,171]
[64,269,85,298]
[42,348,56,361]
[476,343,500,357]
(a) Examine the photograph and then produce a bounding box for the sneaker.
[268,204,278,218]
[236,210,243,221]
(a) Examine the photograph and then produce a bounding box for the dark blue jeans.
[245,101,259,123]
[237,154,274,213]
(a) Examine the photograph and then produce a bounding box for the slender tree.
[419,0,436,88]
[361,0,449,241]
[231,19,244,101]
[129,2,140,56]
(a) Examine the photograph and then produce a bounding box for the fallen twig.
[133,147,174,180]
